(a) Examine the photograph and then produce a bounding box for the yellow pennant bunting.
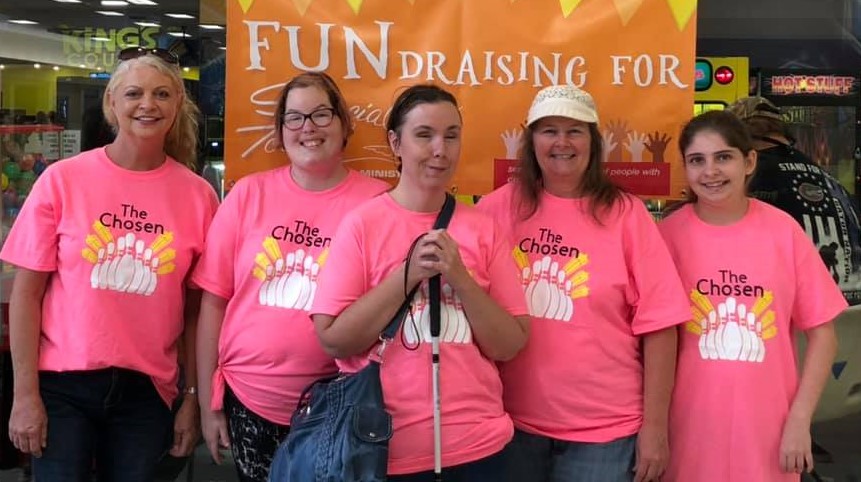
[666,0,697,30]
[291,0,314,16]
[558,0,584,18]
[237,0,254,14]
[345,0,363,14]
[611,0,645,25]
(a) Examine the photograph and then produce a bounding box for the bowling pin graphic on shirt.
[81,219,176,296]
[512,247,590,323]
[252,237,325,311]
[687,290,777,363]
[400,281,471,345]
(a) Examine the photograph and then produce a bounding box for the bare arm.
[780,322,837,474]
[314,263,413,358]
[170,287,202,457]
[415,230,527,361]
[635,326,678,481]
[8,268,50,457]
[196,291,231,463]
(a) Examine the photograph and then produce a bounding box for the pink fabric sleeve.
[309,214,368,318]
[623,199,689,335]
[191,183,243,300]
[790,224,848,330]
[486,221,529,316]
[0,171,60,271]
[475,186,515,243]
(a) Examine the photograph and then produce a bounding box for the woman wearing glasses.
[0,48,218,481]
[193,72,388,482]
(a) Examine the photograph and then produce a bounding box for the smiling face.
[531,116,592,188]
[684,129,757,208]
[388,101,462,192]
[108,63,180,143]
[281,85,346,173]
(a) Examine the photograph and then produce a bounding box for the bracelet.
[183,386,198,396]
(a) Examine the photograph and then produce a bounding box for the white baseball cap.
[527,85,599,126]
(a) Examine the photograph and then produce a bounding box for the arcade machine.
[694,57,750,114]
[756,69,861,423]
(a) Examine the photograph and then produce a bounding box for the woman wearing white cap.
[477,85,689,482]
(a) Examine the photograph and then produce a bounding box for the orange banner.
[226,0,697,198]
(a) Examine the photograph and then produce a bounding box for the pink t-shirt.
[191,167,388,424]
[311,194,528,475]
[659,200,846,482]
[0,147,218,406]
[477,183,689,442]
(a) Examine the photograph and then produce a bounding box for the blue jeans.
[32,367,173,482]
[387,450,505,482]
[504,429,636,482]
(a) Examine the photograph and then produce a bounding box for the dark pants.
[32,367,172,482]
[387,450,506,482]
[504,429,636,482]
[223,385,290,482]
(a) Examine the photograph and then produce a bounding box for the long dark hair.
[515,122,624,224]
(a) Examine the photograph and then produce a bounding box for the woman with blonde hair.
[1,47,217,481]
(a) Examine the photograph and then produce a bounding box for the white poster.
[61,130,81,158]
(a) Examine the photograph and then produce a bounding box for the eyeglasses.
[117,47,180,65]
[282,108,336,130]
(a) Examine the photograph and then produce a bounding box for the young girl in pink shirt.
[659,110,844,481]
[311,84,530,480]
[193,72,388,482]
[0,50,217,481]
[477,85,689,482]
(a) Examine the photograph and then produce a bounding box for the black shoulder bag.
[269,194,456,482]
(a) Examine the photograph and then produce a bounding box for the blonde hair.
[102,55,199,169]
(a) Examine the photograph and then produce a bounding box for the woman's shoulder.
[658,202,692,230]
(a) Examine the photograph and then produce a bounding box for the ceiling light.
[79,64,86,68]
[8,20,39,25]
[199,24,224,30]
[52,66,60,71]
[53,0,83,3]
[182,67,190,72]
[165,13,195,19]
[134,21,160,27]
[128,0,158,4]
[0,65,5,70]
[95,10,124,15]
[33,63,41,69]
[100,0,129,5]
[168,32,192,38]
[91,36,111,41]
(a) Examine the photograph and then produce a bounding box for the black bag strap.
[380,194,456,341]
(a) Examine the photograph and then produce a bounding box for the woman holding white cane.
[311,84,529,481]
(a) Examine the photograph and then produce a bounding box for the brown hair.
[273,71,354,149]
[102,55,199,169]
[515,122,624,224]
[678,110,757,203]
[385,84,460,172]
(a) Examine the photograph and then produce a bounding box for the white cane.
[429,274,443,482]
